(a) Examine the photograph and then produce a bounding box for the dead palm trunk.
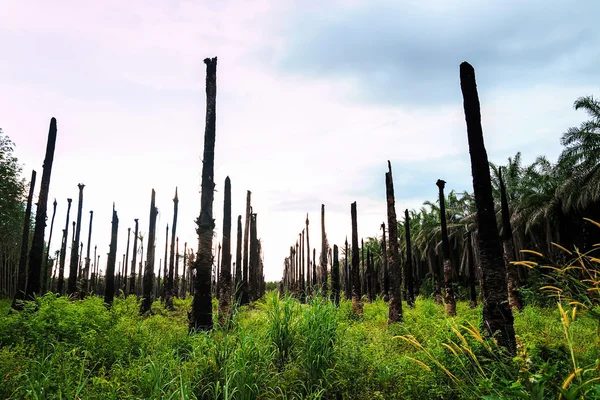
[436,179,456,316]
[381,223,389,300]
[175,239,180,297]
[12,170,36,308]
[81,210,93,296]
[344,237,351,300]
[241,190,251,305]
[104,204,119,306]
[249,214,258,301]
[320,204,328,295]
[166,188,179,309]
[305,214,311,294]
[460,61,515,352]
[124,226,130,296]
[189,57,218,332]
[300,230,305,302]
[218,176,232,324]
[351,202,363,315]
[163,224,168,300]
[140,189,158,314]
[403,210,415,307]
[42,198,57,295]
[130,219,139,295]
[58,199,72,295]
[27,118,57,297]
[386,162,403,323]
[235,216,243,304]
[499,168,522,311]
[332,244,340,305]
[366,248,373,302]
[68,184,85,295]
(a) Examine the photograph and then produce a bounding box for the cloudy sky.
[2,1,599,281]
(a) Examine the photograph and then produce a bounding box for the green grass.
[0,292,598,399]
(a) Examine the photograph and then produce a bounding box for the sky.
[1,0,599,282]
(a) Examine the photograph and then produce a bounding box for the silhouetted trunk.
[80,210,93,296]
[140,189,158,314]
[361,239,365,296]
[351,202,363,315]
[460,61,515,352]
[166,188,179,309]
[344,238,351,300]
[12,170,36,308]
[130,219,139,295]
[386,162,403,323]
[189,57,218,332]
[58,198,72,295]
[300,230,305,302]
[305,214,311,293]
[235,215,243,304]
[332,244,340,305]
[366,248,373,302]
[499,168,522,311]
[404,210,415,307]
[216,243,221,299]
[313,248,316,287]
[241,190,251,305]
[27,118,57,297]
[42,198,57,295]
[437,179,456,316]
[123,226,130,296]
[175,239,180,297]
[68,184,85,295]
[249,213,258,301]
[320,204,328,295]
[104,205,119,306]
[219,177,232,324]
[163,224,168,300]
[182,242,188,297]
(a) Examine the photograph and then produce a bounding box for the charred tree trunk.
[12,170,36,308]
[386,162,403,324]
[104,205,119,306]
[123,226,130,296]
[249,213,258,302]
[344,238,351,300]
[81,210,93,296]
[163,224,169,300]
[166,188,179,310]
[130,219,139,295]
[499,168,522,311]
[332,244,340,305]
[219,177,232,324]
[235,215,243,304]
[404,210,415,307]
[189,57,218,332]
[182,242,188,297]
[68,184,85,295]
[351,202,363,315]
[58,198,72,295]
[305,214,311,294]
[175,239,180,297]
[42,198,57,295]
[241,190,251,305]
[320,204,328,295]
[437,179,456,316]
[27,118,57,297]
[366,248,373,302]
[140,189,158,314]
[460,61,515,352]
[300,230,305,302]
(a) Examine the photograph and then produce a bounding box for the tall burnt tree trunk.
[437,179,456,316]
[163,224,168,300]
[58,198,72,295]
[27,118,57,297]
[381,223,390,301]
[175,239,180,297]
[182,242,188,296]
[123,226,130,296]
[305,214,311,294]
[137,237,144,296]
[499,168,522,311]
[386,162,403,323]
[81,210,93,296]
[241,190,251,305]
[42,198,57,295]
[404,210,415,307]
[320,204,328,295]
[460,61,515,352]
[104,205,119,306]
[249,213,258,301]
[366,248,373,302]
[361,239,365,296]
[216,243,221,299]
[189,57,218,332]
[166,188,179,309]
[12,170,36,308]
[140,189,158,314]
[235,215,243,304]
[219,177,232,324]
[344,238,351,300]
[130,219,139,295]
[332,244,340,305]
[300,230,305,302]
[68,184,85,295]
[351,202,363,315]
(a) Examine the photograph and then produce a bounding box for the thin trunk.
[82,210,93,296]
[124,226,130,296]
[42,198,57,295]
[344,237,351,300]
[437,179,456,316]
[130,219,139,296]
[249,214,258,301]
[68,184,85,295]
[386,162,403,323]
[320,204,328,295]
[163,224,169,300]
[305,213,311,293]
[467,231,478,308]
[58,199,72,295]
[351,202,363,315]
[182,242,188,297]
[242,190,251,305]
[219,177,232,324]
[167,187,179,309]
[12,170,36,308]
[140,189,158,314]
[216,243,221,299]
[460,61,515,352]
[366,249,373,302]
[189,57,217,332]
[332,244,340,305]
[313,248,316,286]
[300,230,305,302]
[235,216,243,304]
[404,210,415,307]
[175,239,180,297]
[499,168,522,311]
[104,205,118,306]
[27,118,57,297]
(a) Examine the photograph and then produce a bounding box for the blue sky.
[1,0,599,281]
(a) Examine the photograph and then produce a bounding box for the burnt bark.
[12,170,36,308]
[218,177,232,324]
[460,61,515,352]
[123,226,130,296]
[104,205,119,306]
[241,190,251,305]
[189,57,217,332]
[351,202,363,315]
[163,224,168,300]
[249,213,258,301]
[437,179,456,316]
[320,204,328,295]
[235,215,243,304]
[499,167,522,311]
[81,210,93,296]
[130,219,139,295]
[140,189,158,314]
[305,214,311,293]
[57,198,72,295]
[42,198,57,295]
[27,118,57,297]
[68,184,85,295]
[404,211,415,307]
[166,188,179,310]
[386,162,403,323]
[332,244,340,305]
[344,238,351,300]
